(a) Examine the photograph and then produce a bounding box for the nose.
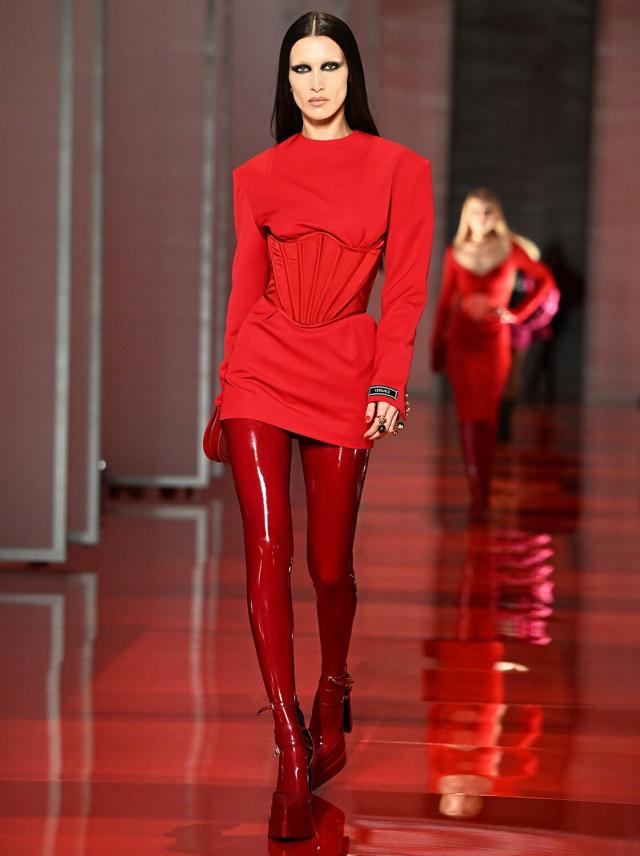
[310,72,324,92]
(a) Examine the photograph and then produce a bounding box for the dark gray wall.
[447,0,597,400]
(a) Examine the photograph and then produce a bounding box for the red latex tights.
[224,418,369,834]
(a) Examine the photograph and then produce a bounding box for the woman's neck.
[300,113,351,141]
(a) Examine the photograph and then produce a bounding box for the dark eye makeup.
[290,61,342,74]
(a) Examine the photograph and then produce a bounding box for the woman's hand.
[364,400,400,441]
[494,306,517,324]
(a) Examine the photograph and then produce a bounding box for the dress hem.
[220,403,373,450]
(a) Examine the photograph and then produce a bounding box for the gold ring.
[376,415,387,424]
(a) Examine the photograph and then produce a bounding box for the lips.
[309,98,328,105]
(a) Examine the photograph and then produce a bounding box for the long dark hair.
[271,11,379,142]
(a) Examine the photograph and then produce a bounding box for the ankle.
[272,725,311,794]
[318,669,353,693]
[258,699,303,731]
[273,725,308,754]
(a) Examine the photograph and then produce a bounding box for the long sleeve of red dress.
[367,156,433,417]
[507,243,555,323]
[214,130,434,449]
[214,174,270,407]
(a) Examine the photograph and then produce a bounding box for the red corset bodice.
[265,230,384,327]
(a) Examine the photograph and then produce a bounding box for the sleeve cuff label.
[368,385,398,400]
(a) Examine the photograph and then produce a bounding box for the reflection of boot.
[459,422,487,519]
[313,795,350,855]
[498,398,515,442]
[267,795,349,855]
[309,670,353,789]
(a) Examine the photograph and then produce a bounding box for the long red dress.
[216,130,434,449]
[431,243,555,424]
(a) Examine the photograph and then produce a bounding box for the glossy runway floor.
[1,403,639,855]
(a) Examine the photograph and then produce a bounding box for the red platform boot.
[309,671,354,790]
[259,701,315,840]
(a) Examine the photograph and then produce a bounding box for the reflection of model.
[425,528,547,818]
[215,12,433,841]
[431,189,555,517]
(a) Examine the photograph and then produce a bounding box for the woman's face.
[289,36,349,126]
[467,198,498,238]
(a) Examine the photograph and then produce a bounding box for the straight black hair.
[271,10,379,142]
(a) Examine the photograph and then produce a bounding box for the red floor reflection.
[0,404,638,854]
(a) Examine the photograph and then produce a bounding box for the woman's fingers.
[364,401,380,438]
[365,401,377,424]
[364,402,385,439]
[364,402,398,440]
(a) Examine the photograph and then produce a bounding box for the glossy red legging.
[223,418,370,709]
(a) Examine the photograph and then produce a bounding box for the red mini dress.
[216,130,434,449]
[431,243,555,424]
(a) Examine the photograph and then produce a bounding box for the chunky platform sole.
[268,792,314,840]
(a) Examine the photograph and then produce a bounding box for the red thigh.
[222,418,297,706]
[223,418,293,550]
[298,438,369,586]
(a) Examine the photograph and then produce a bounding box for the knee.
[309,552,357,596]
[245,532,293,577]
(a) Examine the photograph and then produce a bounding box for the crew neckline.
[296,129,360,143]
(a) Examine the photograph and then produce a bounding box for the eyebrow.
[290,58,343,65]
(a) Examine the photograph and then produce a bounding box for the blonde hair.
[453,187,540,260]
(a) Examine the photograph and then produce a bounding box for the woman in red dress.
[214,12,433,840]
[431,189,555,518]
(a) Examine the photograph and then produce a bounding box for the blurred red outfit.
[431,243,555,515]
[432,243,555,424]
[217,130,434,448]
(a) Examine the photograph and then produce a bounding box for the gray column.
[0,0,75,561]
[68,0,104,543]
[584,0,640,404]
[101,0,215,486]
